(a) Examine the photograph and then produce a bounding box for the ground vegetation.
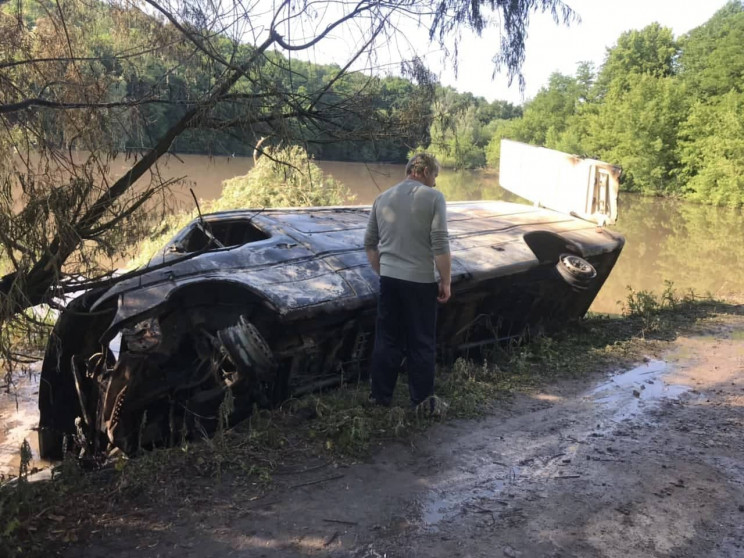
[0,287,739,557]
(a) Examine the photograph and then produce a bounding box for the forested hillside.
[1,0,439,162]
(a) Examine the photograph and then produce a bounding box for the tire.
[555,253,597,291]
[218,315,277,407]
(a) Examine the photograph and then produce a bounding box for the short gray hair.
[405,152,439,177]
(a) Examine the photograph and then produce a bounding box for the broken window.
[182,220,270,252]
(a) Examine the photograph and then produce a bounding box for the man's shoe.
[413,395,449,418]
[368,393,391,408]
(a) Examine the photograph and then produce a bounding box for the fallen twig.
[323,518,358,526]
[324,531,340,547]
[275,463,328,475]
[553,474,581,479]
[290,474,344,489]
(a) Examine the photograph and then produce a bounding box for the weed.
[621,282,711,337]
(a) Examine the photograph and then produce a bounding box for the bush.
[217,145,354,209]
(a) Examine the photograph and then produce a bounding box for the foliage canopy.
[436,1,744,206]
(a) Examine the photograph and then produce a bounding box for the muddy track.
[61,314,744,558]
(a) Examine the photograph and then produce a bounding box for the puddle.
[0,365,45,478]
[418,360,692,529]
[420,477,508,527]
[418,461,520,529]
[588,360,690,425]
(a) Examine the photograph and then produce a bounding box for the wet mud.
[61,314,744,557]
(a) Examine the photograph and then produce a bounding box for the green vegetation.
[0,1,430,163]
[420,89,522,169]
[421,2,744,207]
[220,146,354,209]
[2,287,740,557]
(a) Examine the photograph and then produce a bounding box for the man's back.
[364,152,450,409]
[365,178,449,283]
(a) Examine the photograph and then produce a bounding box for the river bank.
[0,365,43,479]
[1,291,742,557]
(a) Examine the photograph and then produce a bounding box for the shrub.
[217,145,354,210]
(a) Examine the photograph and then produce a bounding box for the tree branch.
[0,97,196,115]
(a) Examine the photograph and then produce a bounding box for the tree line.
[1,0,437,162]
[6,2,742,206]
[425,1,744,207]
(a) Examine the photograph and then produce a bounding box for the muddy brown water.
[2,154,743,477]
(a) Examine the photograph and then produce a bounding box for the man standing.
[364,153,451,409]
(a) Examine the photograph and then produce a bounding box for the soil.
[50,312,744,558]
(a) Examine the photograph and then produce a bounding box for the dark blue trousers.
[370,276,438,406]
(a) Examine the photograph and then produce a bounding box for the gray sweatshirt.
[364,178,450,283]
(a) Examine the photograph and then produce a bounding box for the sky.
[428,0,731,104]
[290,0,731,106]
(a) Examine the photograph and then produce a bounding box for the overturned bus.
[38,140,624,457]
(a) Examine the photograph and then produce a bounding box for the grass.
[1,287,741,557]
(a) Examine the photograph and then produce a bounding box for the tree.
[0,0,575,365]
[594,23,679,98]
[678,91,744,206]
[426,87,491,168]
[483,70,584,166]
[678,1,744,99]
[584,74,688,195]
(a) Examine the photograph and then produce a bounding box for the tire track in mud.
[354,324,744,558]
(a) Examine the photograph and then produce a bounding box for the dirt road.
[61,314,744,558]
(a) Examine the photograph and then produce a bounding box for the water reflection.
[600,195,744,313]
[435,168,523,203]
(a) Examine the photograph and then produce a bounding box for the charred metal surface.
[39,201,625,458]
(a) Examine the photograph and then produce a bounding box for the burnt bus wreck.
[38,141,625,457]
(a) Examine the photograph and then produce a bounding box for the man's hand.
[437,280,451,303]
[365,248,381,275]
[434,253,451,303]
